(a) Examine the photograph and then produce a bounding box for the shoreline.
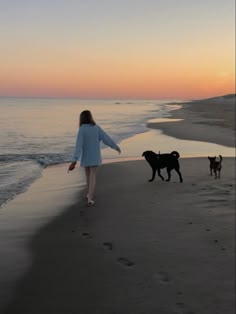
[1,96,234,209]
[1,95,236,313]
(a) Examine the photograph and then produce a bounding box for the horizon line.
[0,93,235,102]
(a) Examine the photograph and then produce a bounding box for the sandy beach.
[3,95,236,314]
[148,94,235,147]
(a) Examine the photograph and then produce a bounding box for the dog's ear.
[208,156,210,160]
[142,152,145,157]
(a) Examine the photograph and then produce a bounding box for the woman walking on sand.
[68,110,121,206]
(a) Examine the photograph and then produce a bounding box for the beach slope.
[4,157,235,314]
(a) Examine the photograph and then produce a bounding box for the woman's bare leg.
[88,166,97,202]
[84,167,90,197]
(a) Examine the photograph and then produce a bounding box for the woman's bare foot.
[88,200,95,206]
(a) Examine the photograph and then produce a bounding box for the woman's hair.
[79,110,96,126]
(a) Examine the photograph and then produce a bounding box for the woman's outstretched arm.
[98,126,121,153]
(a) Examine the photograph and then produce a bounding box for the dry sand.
[3,95,236,314]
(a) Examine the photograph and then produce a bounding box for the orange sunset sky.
[0,0,235,99]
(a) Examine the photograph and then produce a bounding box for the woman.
[68,110,121,206]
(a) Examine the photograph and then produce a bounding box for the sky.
[0,0,235,99]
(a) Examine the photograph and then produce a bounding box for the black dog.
[208,155,222,179]
[142,150,183,183]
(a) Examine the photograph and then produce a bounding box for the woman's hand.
[116,146,121,154]
[68,161,77,172]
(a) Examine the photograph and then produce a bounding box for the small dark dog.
[208,155,222,179]
[142,150,183,183]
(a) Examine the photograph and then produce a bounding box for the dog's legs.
[218,170,221,179]
[157,169,165,181]
[148,167,156,182]
[166,168,171,181]
[175,168,183,183]
[214,170,217,179]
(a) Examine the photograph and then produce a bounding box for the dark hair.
[79,110,96,126]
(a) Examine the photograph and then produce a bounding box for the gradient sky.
[0,0,235,99]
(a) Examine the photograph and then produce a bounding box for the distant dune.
[193,94,236,103]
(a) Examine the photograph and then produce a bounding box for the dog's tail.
[171,151,180,159]
[219,155,223,163]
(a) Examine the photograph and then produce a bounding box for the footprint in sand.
[177,291,184,296]
[103,242,113,251]
[175,302,196,314]
[81,232,93,239]
[117,257,135,267]
[156,271,172,284]
[224,184,233,188]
